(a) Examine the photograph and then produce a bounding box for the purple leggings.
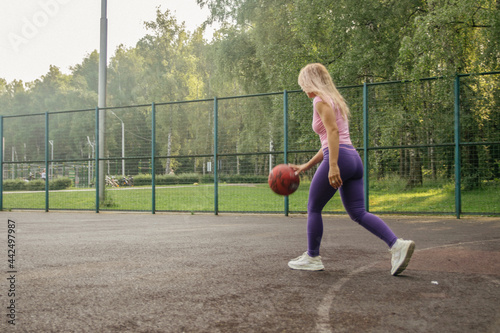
[307,145,398,257]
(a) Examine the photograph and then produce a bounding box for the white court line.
[315,238,500,333]
[316,262,379,333]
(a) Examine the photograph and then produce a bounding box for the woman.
[288,63,415,276]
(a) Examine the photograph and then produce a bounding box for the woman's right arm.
[289,148,323,175]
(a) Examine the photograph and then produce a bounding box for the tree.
[70,50,100,94]
[396,0,500,78]
[136,8,209,174]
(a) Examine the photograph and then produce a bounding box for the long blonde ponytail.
[298,63,350,121]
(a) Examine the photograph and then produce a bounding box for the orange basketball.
[268,164,300,196]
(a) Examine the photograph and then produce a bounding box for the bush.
[26,180,45,191]
[200,174,214,183]
[131,174,151,186]
[156,174,179,185]
[220,175,268,183]
[201,174,268,184]
[2,177,72,191]
[3,179,26,191]
[51,178,72,190]
[133,173,203,186]
[176,173,200,184]
[127,173,268,186]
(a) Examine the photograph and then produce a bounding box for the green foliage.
[220,174,269,183]
[3,177,72,191]
[0,1,499,192]
[2,1,498,110]
[25,180,45,191]
[100,191,118,208]
[396,0,500,78]
[3,179,499,214]
[3,179,27,191]
[132,173,268,186]
[134,173,202,186]
[51,178,73,190]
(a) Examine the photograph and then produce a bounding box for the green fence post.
[363,83,370,212]
[95,107,100,213]
[454,75,462,219]
[214,97,219,215]
[152,102,156,214]
[283,90,289,216]
[0,116,3,211]
[45,112,49,212]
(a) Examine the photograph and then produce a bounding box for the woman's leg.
[338,150,398,247]
[306,156,337,257]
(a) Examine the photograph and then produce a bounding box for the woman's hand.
[328,164,342,189]
[288,163,308,176]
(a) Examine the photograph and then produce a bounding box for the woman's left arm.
[316,101,342,189]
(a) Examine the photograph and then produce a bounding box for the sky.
[0,0,215,83]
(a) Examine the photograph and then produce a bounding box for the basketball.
[268,164,300,196]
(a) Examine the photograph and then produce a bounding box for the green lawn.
[3,181,499,215]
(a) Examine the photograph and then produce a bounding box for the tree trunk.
[407,148,423,188]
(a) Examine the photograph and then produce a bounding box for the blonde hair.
[298,63,350,121]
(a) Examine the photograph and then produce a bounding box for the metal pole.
[151,103,156,214]
[98,0,108,203]
[213,97,219,215]
[110,111,125,176]
[87,136,94,187]
[0,116,3,211]
[363,83,370,212]
[454,75,462,219]
[95,107,100,213]
[45,112,49,212]
[121,121,125,176]
[283,90,289,216]
[49,140,53,180]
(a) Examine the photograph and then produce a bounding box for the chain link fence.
[1,72,498,217]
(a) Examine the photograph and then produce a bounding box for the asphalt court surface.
[1,211,499,332]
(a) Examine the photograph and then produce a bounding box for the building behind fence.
[1,72,499,217]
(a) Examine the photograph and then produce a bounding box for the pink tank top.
[312,96,352,149]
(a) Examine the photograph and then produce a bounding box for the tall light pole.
[87,136,94,188]
[49,140,54,180]
[110,111,125,177]
[98,0,108,201]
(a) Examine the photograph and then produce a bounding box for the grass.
[3,181,499,215]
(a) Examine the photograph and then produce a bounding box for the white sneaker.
[288,252,325,271]
[390,239,415,276]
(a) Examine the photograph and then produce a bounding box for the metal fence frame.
[1,72,499,217]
